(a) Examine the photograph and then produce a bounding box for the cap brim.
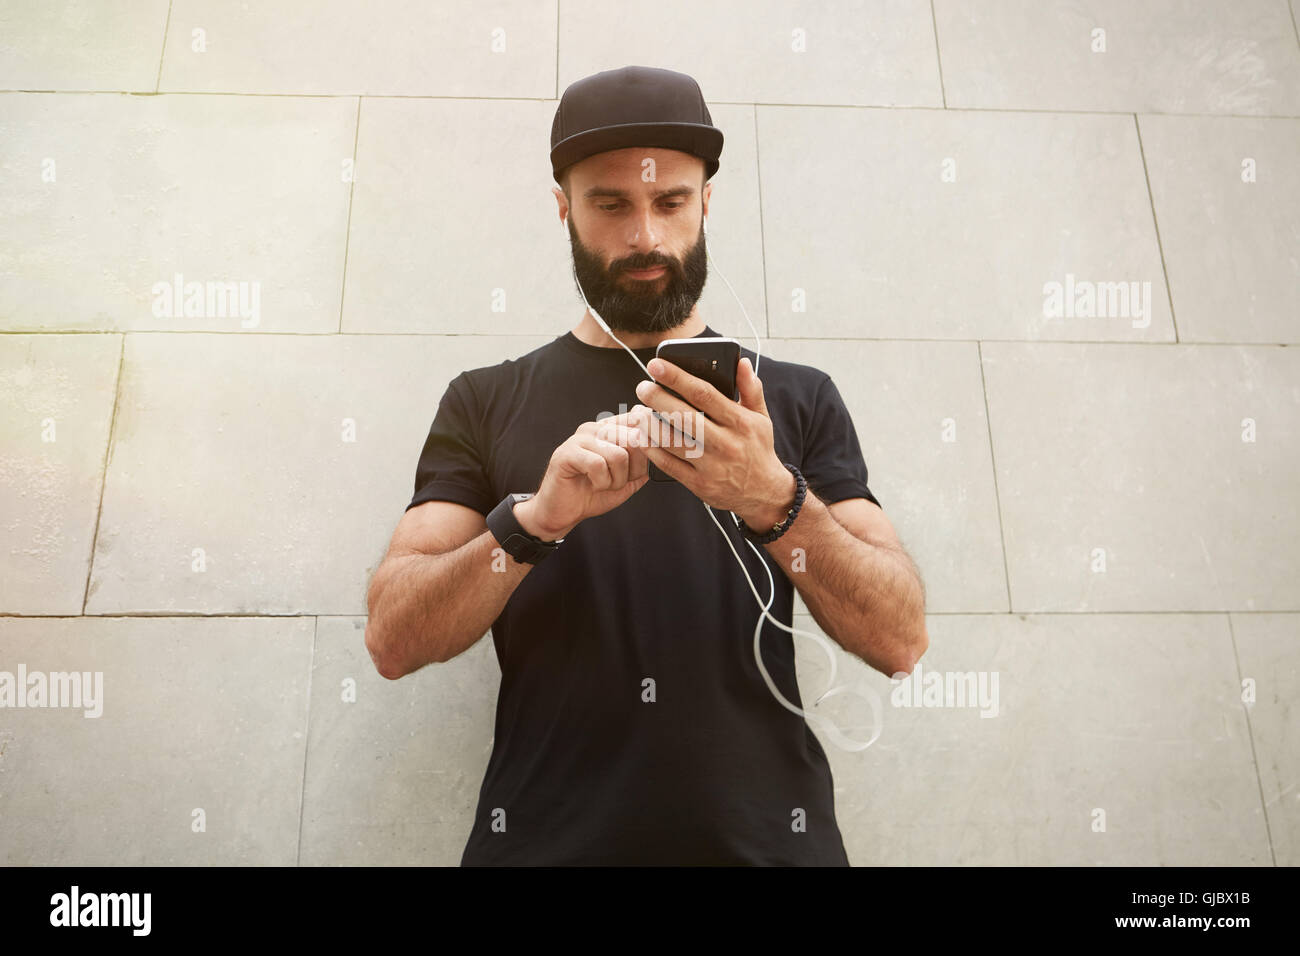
[551,121,722,183]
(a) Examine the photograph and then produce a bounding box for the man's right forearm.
[366,529,534,678]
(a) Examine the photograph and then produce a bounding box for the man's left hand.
[630,356,796,534]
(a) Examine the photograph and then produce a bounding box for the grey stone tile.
[695,104,769,346]
[342,98,764,337]
[0,93,355,332]
[759,107,1172,341]
[0,333,119,614]
[935,0,1300,115]
[0,615,313,865]
[559,0,942,107]
[794,611,1271,865]
[982,343,1300,611]
[1138,114,1300,344]
[298,617,498,865]
[772,339,1007,613]
[86,333,550,615]
[0,0,170,92]
[159,0,555,96]
[1231,611,1299,865]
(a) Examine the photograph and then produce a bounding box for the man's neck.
[571,309,706,350]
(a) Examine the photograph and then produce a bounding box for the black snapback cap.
[550,65,724,185]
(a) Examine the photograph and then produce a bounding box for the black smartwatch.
[486,493,563,565]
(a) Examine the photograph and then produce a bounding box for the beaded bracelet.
[741,463,806,544]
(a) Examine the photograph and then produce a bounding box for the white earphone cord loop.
[562,214,883,752]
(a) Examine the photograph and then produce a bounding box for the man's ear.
[552,186,568,226]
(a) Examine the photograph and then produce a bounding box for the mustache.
[612,255,677,275]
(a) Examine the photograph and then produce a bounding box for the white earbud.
[703,215,708,235]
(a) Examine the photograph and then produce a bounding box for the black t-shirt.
[406,323,881,866]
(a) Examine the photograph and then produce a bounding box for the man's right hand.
[514,410,651,542]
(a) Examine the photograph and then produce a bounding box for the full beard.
[567,217,709,335]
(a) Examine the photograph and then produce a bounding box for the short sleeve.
[406,372,496,516]
[800,374,882,510]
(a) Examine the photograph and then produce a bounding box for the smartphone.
[647,336,742,482]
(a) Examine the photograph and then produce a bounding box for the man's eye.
[598,203,621,212]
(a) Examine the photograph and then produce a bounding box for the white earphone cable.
[562,213,882,752]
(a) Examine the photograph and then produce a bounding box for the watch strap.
[486,493,562,565]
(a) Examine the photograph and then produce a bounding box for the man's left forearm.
[743,482,927,677]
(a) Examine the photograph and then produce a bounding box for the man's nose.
[625,205,662,251]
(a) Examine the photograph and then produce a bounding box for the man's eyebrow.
[582,185,697,201]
